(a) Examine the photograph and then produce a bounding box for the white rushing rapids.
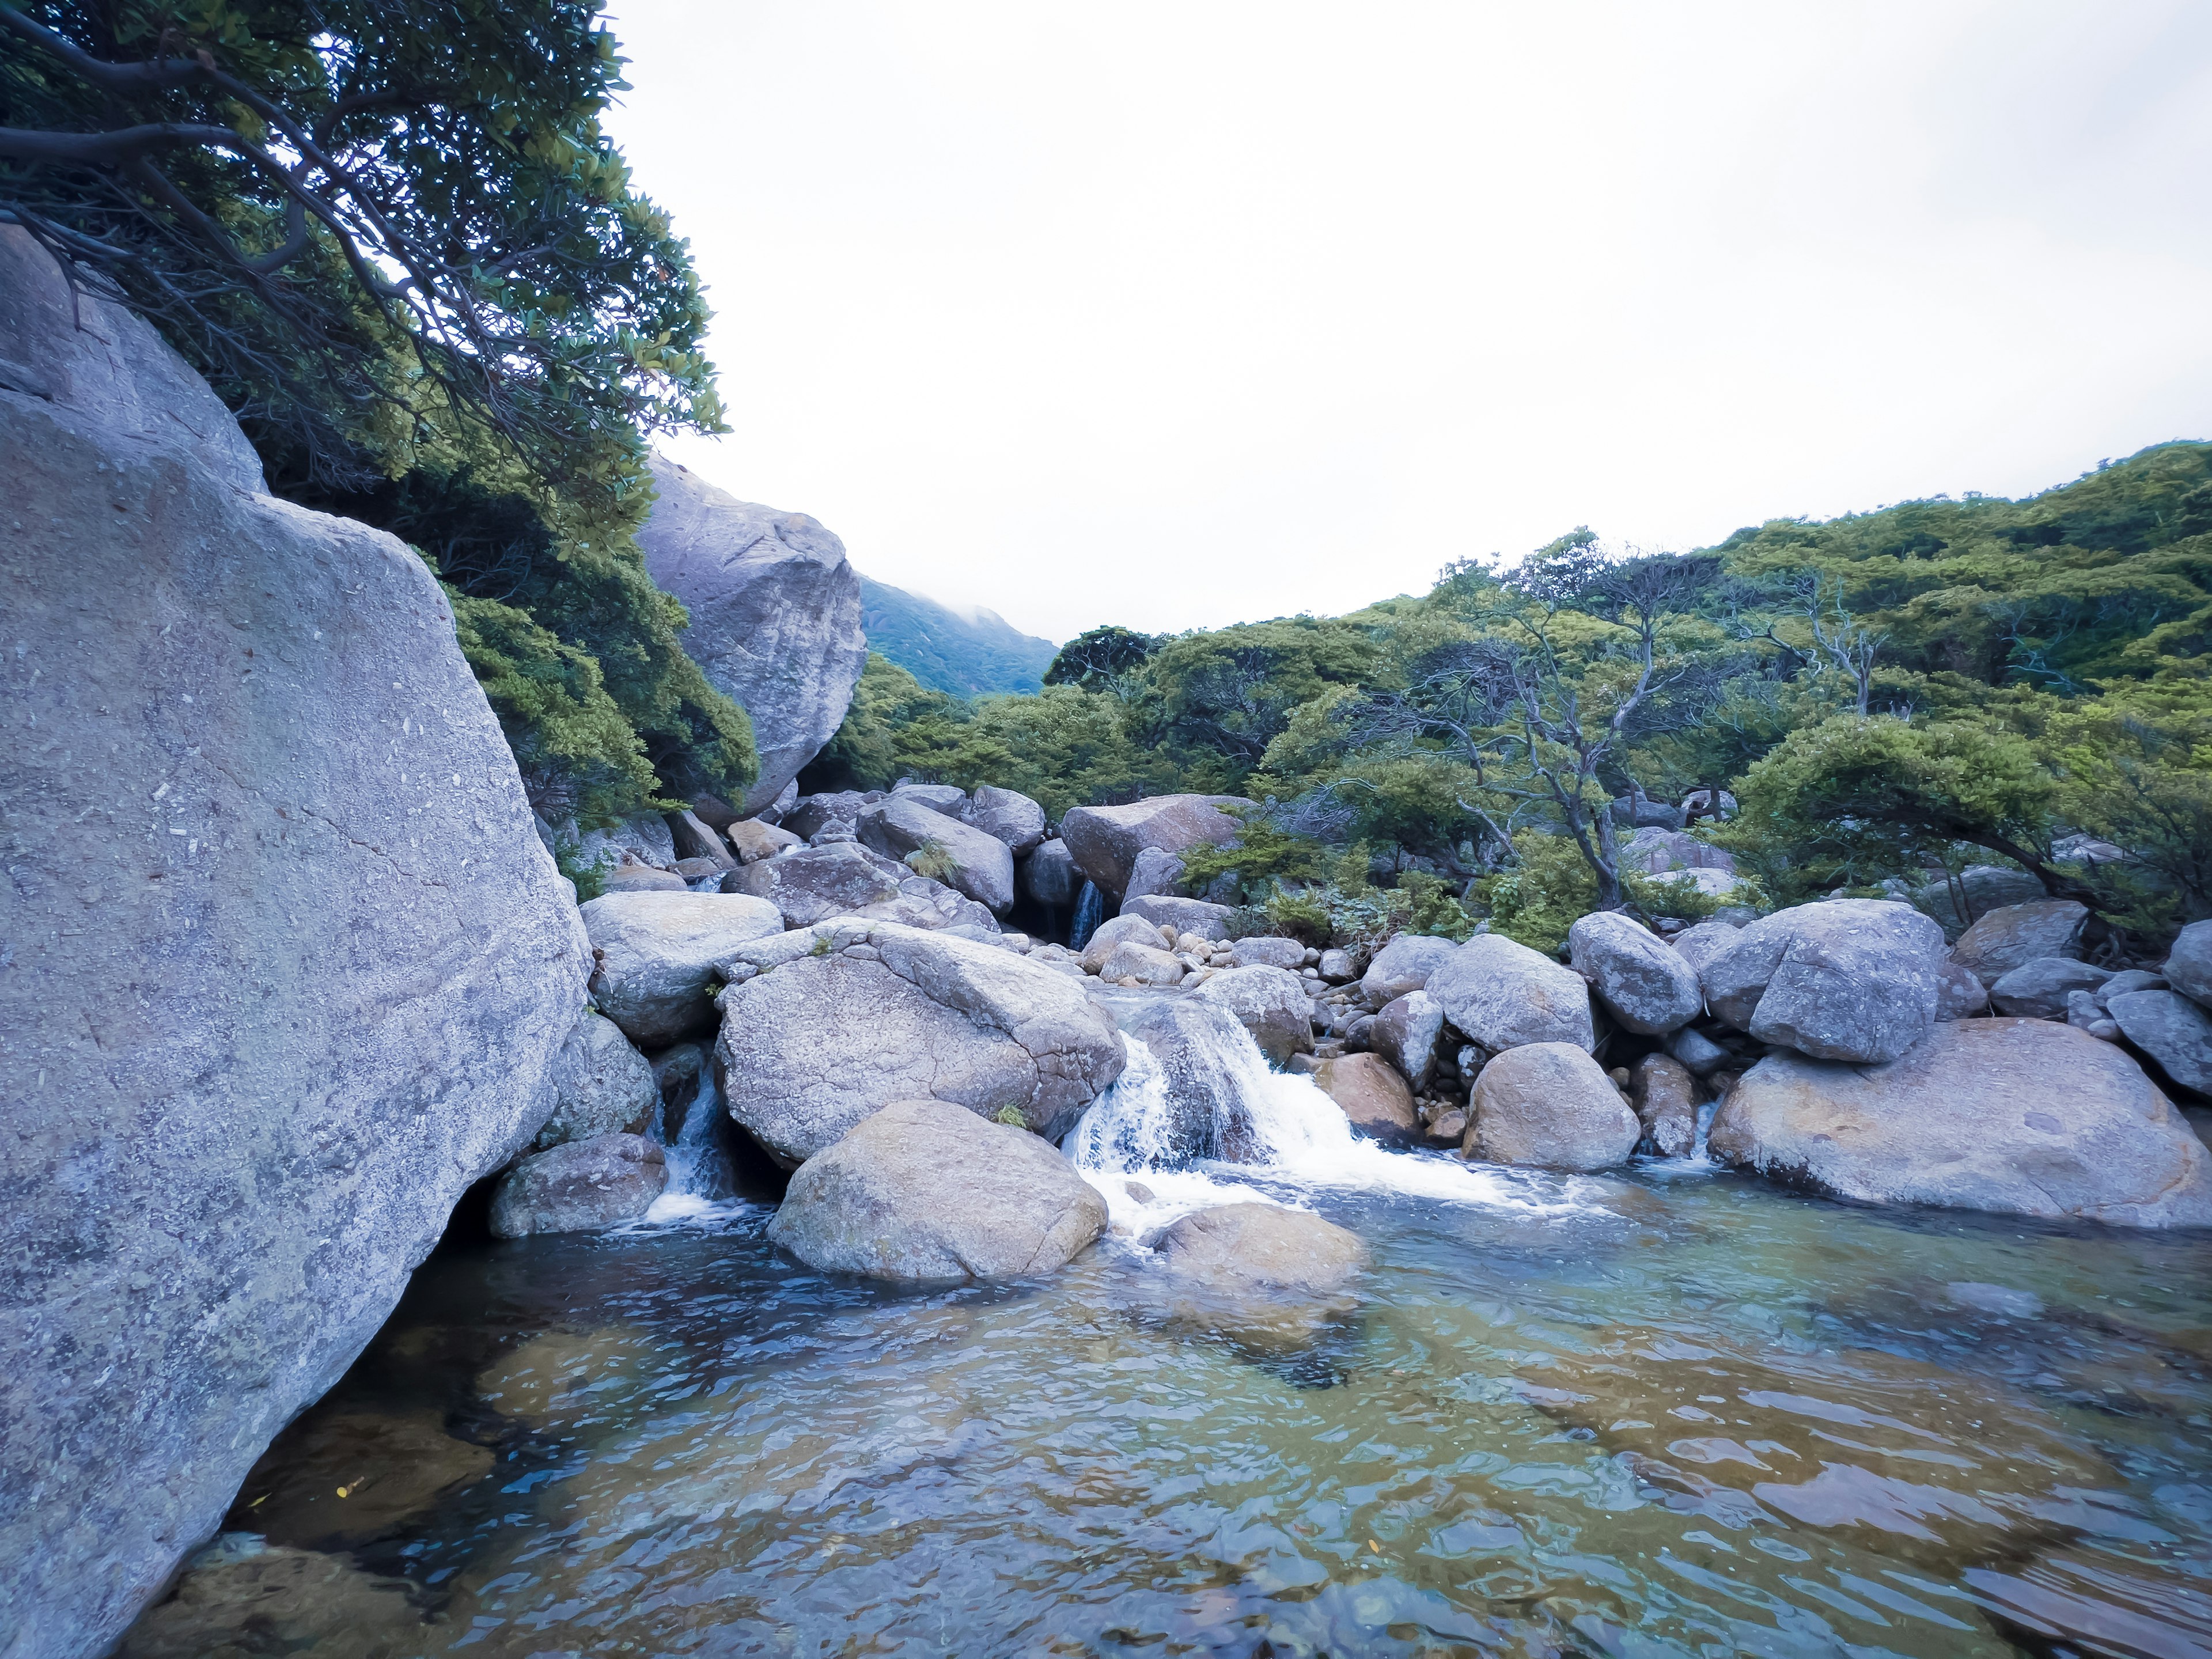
[640,1063,745,1226]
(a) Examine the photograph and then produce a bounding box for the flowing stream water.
[128,1007,2212,1658]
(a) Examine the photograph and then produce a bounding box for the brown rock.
[1309,1052,1421,1145]
[1630,1052,1698,1158]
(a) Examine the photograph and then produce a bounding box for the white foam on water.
[1068,1018,1601,1236]
[637,1063,752,1229]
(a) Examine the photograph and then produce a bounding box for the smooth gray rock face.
[2105,990,2212,1096]
[1060,793,1250,899]
[1191,964,1316,1063]
[489,1134,666,1237]
[1463,1043,1639,1170]
[1360,933,1463,1007]
[959,785,1047,855]
[888,782,967,814]
[1428,934,1596,1054]
[1231,935,1307,971]
[1699,900,1944,1064]
[858,795,1017,914]
[1080,912,1170,972]
[1664,1025,1732,1075]
[1370,991,1445,1092]
[1022,839,1079,907]
[582,891,785,1047]
[533,1013,659,1151]
[1123,845,1191,904]
[1935,960,1993,1021]
[1950,900,2089,989]
[716,922,1127,1165]
[1149,1203,1369,1298]
[1309,1052,1422,1145]
[637,454,866,815]
[1120,894,1233,940]
[767,1099,1106,1280]
[2166,920,2212,1010]
[1670,918,1747,979]
[1990,957,2112,1020]
[1567,911,1704,1035]
[1709,1020,2212,1226]
[0,229,589,1659]
[1631,1053,1699,1158]
[723,840,997,934]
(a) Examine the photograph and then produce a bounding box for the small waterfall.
[642,1063,741,1225]
[1070,881,1104,952]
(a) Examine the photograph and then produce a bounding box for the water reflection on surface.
[126,1161,2212,1658]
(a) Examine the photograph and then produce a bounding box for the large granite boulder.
[1079,912,1171,972]
[1359,933,1460,1006]
[1308,1053,1421,1145]
[1120,893,1233,939]
[1190,964,1316,1063]
[959,785,1048,855]
[1369,990,1445,1092]
[1708,1020,2212,1226]
[0,229,589,1659]
[2165,919,2212,1009]
[858,794,1016,914]
[488,1134,667,1237]
[888,781,966,814]
[1669,918,1747,979]
[1911,863,2048,939]
[1095,938,1187,986]
[2105,990,2212,1096]
[637,454,867,815]
[1463,1043,1639,1170]
[1081,988,1266,1163]
[1022,838,1080,907]
[715,921,1126,1164]
[575,812,679,873]
[532,1012,659,1152]
[1699,899,1944,1064]
[782,790,878,842]
[1950,900,2089,988]
[1566,911,1703,1035]
[581,890,785,1047]
[766,1099,1107,1280]
[1989,956,2111,1019]
[1061,793,1249,900]
[1427,933,1596,1054]
[723,840,997,934]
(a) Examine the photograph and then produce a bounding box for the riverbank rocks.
[767,1099,1107,1280]
[1361,933,1460,1006]
[582,890,785,1047]
[715,922,1126,1164]
[1094,938,1187,986]
[858,794,1016,914]
[1231,935,1306,971]
[1061,793,1250,899]
[638,456,867,815]
[2166,920,2212,1007]
[1567,911,1703,1035]
[1081,912,1168,972]
[1308,1053,1421,1145]
[1699,899,1944,1064]
[1990,956,2111,1019]
[1709,1020,2212,1226]
[959,785,1047,854]
[1935,960,1992,1020]
[1463,1043,1640,1170]
[489,1135,667,1237]
[1950,899,2089,988]
[1370,991,1445,1092]
[1429,934,1597,1054]
[1191,964,1316,1063]
[1122,893,1234,938]
[1086,990,1264,1162]
[1629,1053,1698,1158]
[725,817,802,863]
[1669,917,1747,978]
[0,228,591,1659]
[533,1013,659,1152]
[724,840,997,933]
[2105,990,2212,1096]
[783,790,878,841]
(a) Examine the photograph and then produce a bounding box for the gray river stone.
[1060,793,1249,900]
[2165,919,2212,1010]
[858,794,1017,914]
[1022,838,1080,907]
[961,785,1047,855]
[533,1013,660,1151]
[767,1099,1107,1280]
[1950,900,2089,989]
[1361,933,1461,1006]
[2104,990,2212,1096]
[582,891,786,1048]
[490,1135,667,1237]
[724,840,997,934]
[1122,893,1235,939]
[0,228,589,1659]
[1567,910,1703,1035]
[1191,964,1316,1063]
[1427,933,1596,1054]
[637,454,867,815]
[1990,957,2112,1020]
[1464,1042,1641,1170]
[1709,1020,2212,1226]
[1700,899,1944,1064]
[1370,991,1445,1092]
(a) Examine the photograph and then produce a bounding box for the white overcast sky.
[603,2,2212,645]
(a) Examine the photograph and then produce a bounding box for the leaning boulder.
[1061,793,1249,900]
[1191,964,1316,1063]
[766,1099,1107,1280]
[0,227,589,1659]
[959,784,1047,855]
[2105,990,2212,1096]
[1629,1053,1698,1158]
[725,817,802,863]
[1700,899,1944,1064]
[782,790,878,842]
[489,1135,667,1237]
[637,455,868,815]
[2165,919,2212,1009]
[1669,918,1747,979]
[1708,1020,2212,1226]
[1990,957,2111,1019]
[1308,1053,1421,1145]
[1567,911,1703,1035]
[715,922,1126,1164]
[858,794,1017,914]
[1370,990,1445,1092]
[1427,934,1596,1054]
[1950,899,2089,989]
[533,1013,658,1152]
[582,890,785,1047]
[1463,1042,1640,1171]
[1360,933,1460,1006]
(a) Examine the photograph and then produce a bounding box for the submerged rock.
[115,1542,429,1659]
[1149,1202,1369,1297]
[767,1099,1107,1280]
[224,1408,494,1551]
[582,890,785,1047]
[1709,1020,2212,1226]
[1463,1041,1640,1171]
[489,1135,668,1237]
[1700,899,1944,1064]
[1567,910,1703,1035]
[1427,933,1597,1054]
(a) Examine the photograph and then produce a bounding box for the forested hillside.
[857,576,1059,696]
[806,443,2212,955]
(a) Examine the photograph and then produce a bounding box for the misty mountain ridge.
[857,574,1059,696]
